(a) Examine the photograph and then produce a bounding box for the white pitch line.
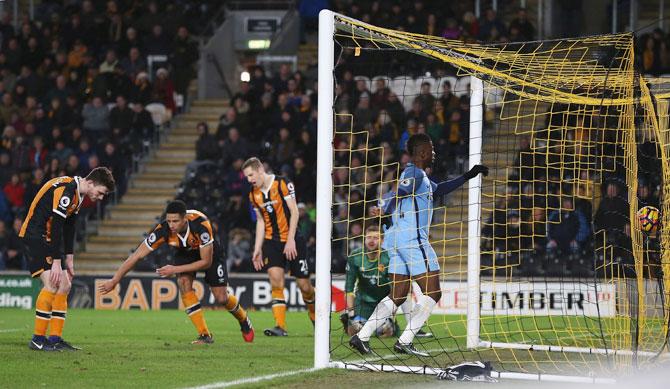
[186,367,320,389]
[0,328,22,333]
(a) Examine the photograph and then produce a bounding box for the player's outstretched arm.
[157,244,213,277]
[98,241,152,294]
[433,164,489,197]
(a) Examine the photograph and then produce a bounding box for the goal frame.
[313,9,666,381]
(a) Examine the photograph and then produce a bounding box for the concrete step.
[191,99,230,107]
[132,179,179,189]
[84,241,138,254]
[144,164,186,174]
[125,187,176,197]
[168,130,200,138]
[177,119,219,129]
[179,113,221,121]
[166,134,199,144]
[89,235,145,245]
[150,156,194,165]
[114,203,165,212]
[158,142,195,151]
[155,149,196,159]
[109,208,162,220]
[75,255,127,271]
[97,225,153,237]
[121,194,172,205]
[101,219,159,227]
[135,172,183,180]
[187,106,227,116]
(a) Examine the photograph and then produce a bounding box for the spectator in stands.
[0,152,13,186]
[99,141,126,196]
[82,96,110,136]
[220,127,251,167]
[227,228,252,273]
[152,67,176,113]
[0,217,27,270]
[3,173,24,211]
[509,8,535,41]
[195,122,219,161]
[129,100,154,142]
[120,46,147,79]
[171,26,198,98]
[110,95,133,134]
[547,196,590,255]
[131,71,152,105]
[479,8,506,41]
[29,136,48,169]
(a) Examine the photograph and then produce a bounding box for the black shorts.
[262,237,310,278]
[22,237,54,278]
[174,243,228,287]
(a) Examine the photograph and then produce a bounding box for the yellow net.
[329,14,670,378]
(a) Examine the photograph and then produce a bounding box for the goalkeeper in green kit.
[341,225,432,338]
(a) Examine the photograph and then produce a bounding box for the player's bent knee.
[427,290,442,303]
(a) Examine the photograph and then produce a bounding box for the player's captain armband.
[379,191,397,214]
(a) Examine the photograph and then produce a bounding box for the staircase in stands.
[76,99,229,273]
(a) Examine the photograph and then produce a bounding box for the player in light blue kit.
[350,133,488,356]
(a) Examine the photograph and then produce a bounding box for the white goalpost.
[314,9,670,383]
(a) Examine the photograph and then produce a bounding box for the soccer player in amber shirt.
[243,157,315,336]
[22,167,115,351]
[98,200,254,344]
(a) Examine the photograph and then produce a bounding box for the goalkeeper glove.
[463,164,489,180]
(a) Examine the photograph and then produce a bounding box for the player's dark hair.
[165,200,187,216]
[242,157,263,171]
[406,133,432,157]
[85,167,115,192]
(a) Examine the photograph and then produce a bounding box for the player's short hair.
[242,157,263,171]
[406,133,432,156]
[85,167,115,192]
[365,224,380,234]
[165,200,187,216]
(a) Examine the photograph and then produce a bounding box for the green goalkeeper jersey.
[345,248,391,304]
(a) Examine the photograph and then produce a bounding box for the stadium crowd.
[0,0,205,270]
[1,0,650,278]
[181,1,538,274]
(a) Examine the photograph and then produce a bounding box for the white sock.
[399,298,413,321]
[398,295,437,345]
[357,296,396,341]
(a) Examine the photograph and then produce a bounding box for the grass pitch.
[2,308,666,388]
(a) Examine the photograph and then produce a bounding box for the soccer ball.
[637,205,660,233]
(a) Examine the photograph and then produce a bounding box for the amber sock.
[271,287,286,329]
[224,294,247,323]
[34,289,55,337]
[182,291,210,336]
[301,288,316,322]
[49,293,68,338]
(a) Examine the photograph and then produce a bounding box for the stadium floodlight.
[315,9,670,383]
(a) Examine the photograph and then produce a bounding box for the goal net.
[314,10,670,381]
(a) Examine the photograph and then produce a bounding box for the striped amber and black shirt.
[144,209,215,254]
[249,175,298,242]
[19,176,82,258]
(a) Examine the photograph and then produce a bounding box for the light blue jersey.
[379,163,466,276]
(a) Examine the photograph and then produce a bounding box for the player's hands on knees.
[50,259,62,287]
[252,249,263,271]
[98,280,117,294]
[283,239,297,260]
[156,265,176,278]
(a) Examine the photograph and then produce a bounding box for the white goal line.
[331,361,617,384]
